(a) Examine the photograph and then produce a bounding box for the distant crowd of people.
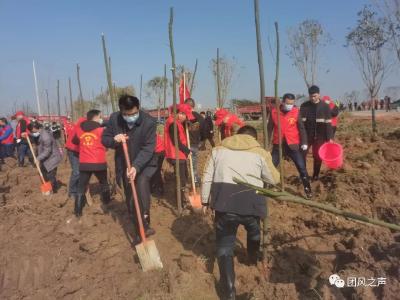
[347,96,392,112]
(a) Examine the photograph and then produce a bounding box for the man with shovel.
[102,95,157,237]
[202,125,279,300]
[24,122,62,192]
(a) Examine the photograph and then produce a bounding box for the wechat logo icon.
[329,274,345,288]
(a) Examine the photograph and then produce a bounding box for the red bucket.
[318,142,343,169]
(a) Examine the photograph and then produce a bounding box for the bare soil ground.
[1,113,399,300]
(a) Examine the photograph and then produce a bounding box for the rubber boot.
[247,239,261,266]
[74,194,86,217]
[301,176,313,199]
[217,255,236,300]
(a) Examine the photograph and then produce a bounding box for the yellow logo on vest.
[80,132,98,146]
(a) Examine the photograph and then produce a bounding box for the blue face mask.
[123,113,139,124]
[283,104,294,111]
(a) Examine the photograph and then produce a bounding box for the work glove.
[301,145,308,151]
[16,139,21,144]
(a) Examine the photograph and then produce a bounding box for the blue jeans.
[190,145,200,183]
[0,144,15,159]
[215,211,260,257]
[17,142,33,165]
[67,150,80,197]
[272,143,308,178]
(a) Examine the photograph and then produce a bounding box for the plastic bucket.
[318,142,343,169]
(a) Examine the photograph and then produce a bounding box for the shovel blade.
[189,193,202,209]
[41,182,53,195]
[135,240,163,272]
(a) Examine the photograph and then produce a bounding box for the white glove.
[16,139,21,143]
[301,145,308,151]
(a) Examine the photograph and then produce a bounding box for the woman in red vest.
[268,93,312,198]
[150,132,165,196]
[72,110,110,217]
[322,96,339,137]
[0,118,15,163]
[164,103,194,206]
[14,111,34,167]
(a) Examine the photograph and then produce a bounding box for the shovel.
[26,136,53,195]
[121,139,163,272]
[185,127,202,209]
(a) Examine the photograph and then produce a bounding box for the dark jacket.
[102,111,157,185]
[299,100,333,143]
[201,116,214,140]
[36,129,62,172]
[187,111,203,146]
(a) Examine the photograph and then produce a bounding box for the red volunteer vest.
[15,117,30,139]
[271,107,300,145]
[75,126,106,164]
[65,125,79,153]
[327,101,338,127]
[155,134,165,153]
[164,116,187,160]
[0,125,14,145]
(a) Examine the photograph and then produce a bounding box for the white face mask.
[32,132,40,137]
[98,118,104,125]
[284,104,294,111]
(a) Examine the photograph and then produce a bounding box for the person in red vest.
[15,111,34,167]
[322,96,339,138]
[0,118,15,164]
[164,103,194,206]
[72,110,110,217]
[268,93,312,198]
[214,109,244,140]
[65,117,85,199]
[150,132,165,196]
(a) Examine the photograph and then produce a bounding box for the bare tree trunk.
[190,58,198,94]
[101,34,116,112]
[46,89,50,118]
[76,64,84,117]
[68,77,74,121]
[254,0,269,150]
[371,91,377,134]
[169,7,182,214]
[64,96,68,116]
[216,48,221,108]
[274,22,284,191]
[57,79,61,119]
[254,0,270,264]
[163,64,167,113]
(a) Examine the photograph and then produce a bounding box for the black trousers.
[215,211,261,258]
[122,171,153,229]
[150,152,165,192]
[41,165,58,191]
[77,170,108,194]
[167,158,188,188]
[303,140,325,178]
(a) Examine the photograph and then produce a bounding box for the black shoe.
[217,255,236,300]
[247,239,261,266]
[145,227,156,237]
[18,161,24,167]
[301,176,313,198]
[74,194,86,217]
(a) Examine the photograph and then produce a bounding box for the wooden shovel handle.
[121,139,147,243]
[185,126,197,195]
[26,136,46,184]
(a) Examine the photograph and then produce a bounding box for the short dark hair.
[200,111,205,115]
[308,85,320,95]
[28,121,42,131]
[119,94,140,110]
[87,109,101,121]
[184,98,195,108]
[0,117,8,124]
[283,93,295,101]
[237,125,257,139]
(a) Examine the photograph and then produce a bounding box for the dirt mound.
[1,115,399,299]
